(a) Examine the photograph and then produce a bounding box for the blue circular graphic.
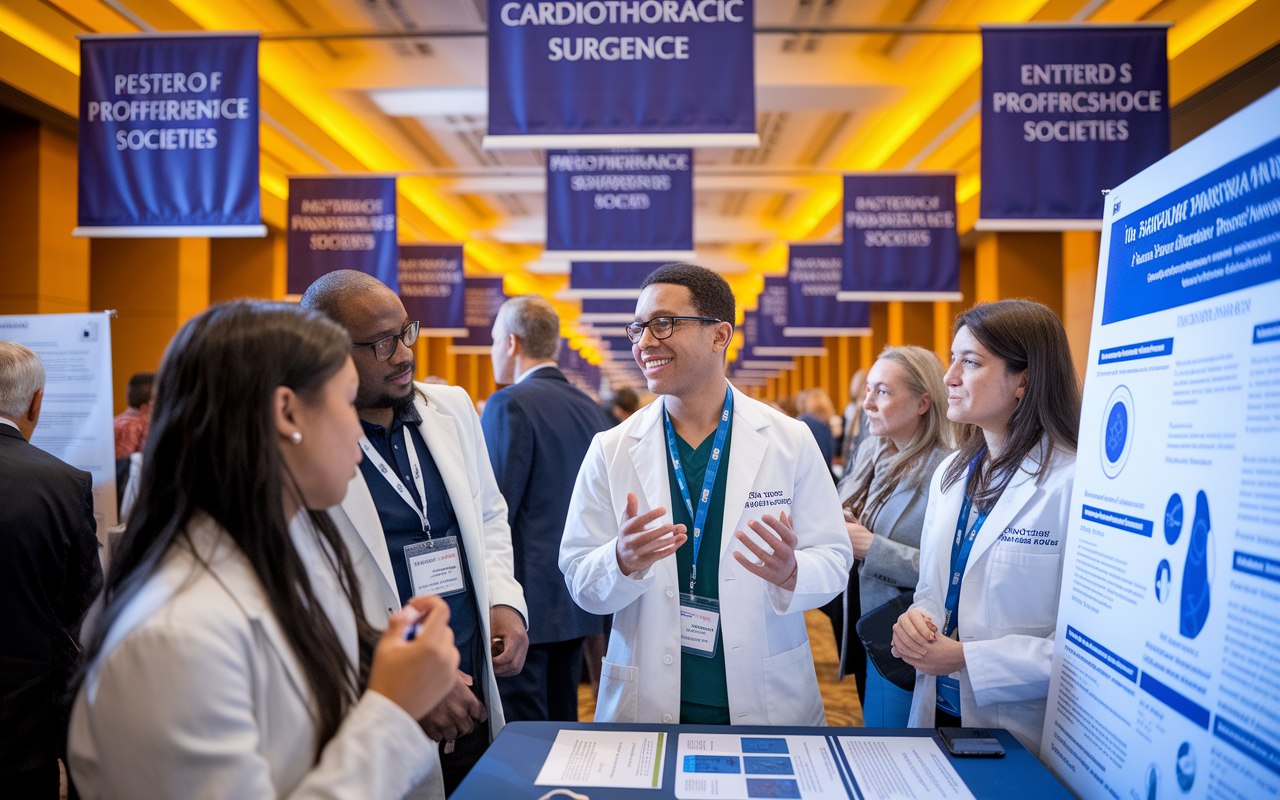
[1100,386,1135,478]
[1176,742,1196,792]
[1105,403,1128,462]
[1165,494,1184,545]
[1155,560,1172,603]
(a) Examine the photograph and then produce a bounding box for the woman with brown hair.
[837,346,955,726]
[893,299,1081,758]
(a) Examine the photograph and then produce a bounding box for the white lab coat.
[559,386,853,726]
[906,441,1075,756]
[328,382,528,745]
[68,513,438,800]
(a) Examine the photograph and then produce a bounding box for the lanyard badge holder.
[359,435,466,598]
[937,453,992,716]
[666,387,733,659]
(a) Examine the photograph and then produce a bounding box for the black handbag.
[855,592,918,692]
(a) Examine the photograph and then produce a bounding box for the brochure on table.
[674,733,973,800]
[1041,88,1280,800]
[535,730,666,789]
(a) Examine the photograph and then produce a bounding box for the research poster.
[0,312,118,541]
[1041,89,1280,800]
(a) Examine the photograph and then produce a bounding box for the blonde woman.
[837,345,956,726]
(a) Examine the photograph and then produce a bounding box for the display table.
[452,722,1074,799]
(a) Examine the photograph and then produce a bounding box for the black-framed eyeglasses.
[353,320,420,362]
[624,316,722,343]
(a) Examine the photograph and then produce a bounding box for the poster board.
[1041,88,1280,800]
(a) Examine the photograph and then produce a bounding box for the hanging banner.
[580,298,637,324]
[1041,89,1280,800]
[740,310,798,370]
[287,177,398,296]
[450,276,507,355]
[0,312,118,543]
[546,150,694,260]
[979,24,1169,227]
[598,335,636,360]
[485,0,756,150]
[838,173,962,302]
[75,33,264,238]
[399,244,467,336]
[786,243,872,336]
[754,277,825,357]
[562,261,668,299]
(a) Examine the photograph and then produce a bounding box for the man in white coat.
[560,263,852,727]
[302,272,528,795]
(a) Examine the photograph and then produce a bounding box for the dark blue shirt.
[360,409,483,677]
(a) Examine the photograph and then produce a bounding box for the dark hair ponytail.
[77,301,376,758]
[941,299,1081,509]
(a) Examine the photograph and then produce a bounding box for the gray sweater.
[837,439,950,678]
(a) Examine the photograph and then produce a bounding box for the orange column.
[91,238,211,413]
[1062,231,1100,381]
[887,302,905,347]
[859,336,873,371]
[973,232,1065,315]
[934,302,953,365]
[836,337,851,411]
[0,122,88,314]
[209,229,286,303]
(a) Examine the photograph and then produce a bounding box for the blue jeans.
[862,653,914,728]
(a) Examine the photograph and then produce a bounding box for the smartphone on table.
[938,727,1006,758]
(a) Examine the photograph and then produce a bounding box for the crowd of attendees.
[1,264,1079,800]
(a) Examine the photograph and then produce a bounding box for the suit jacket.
[835,439,949,678]
[0,424,102,775]
[68,513,438,800]
[328,382,528,746]
[480,366,613,645]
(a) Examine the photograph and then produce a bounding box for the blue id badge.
[680,594,721,658]
[405,537,466,598]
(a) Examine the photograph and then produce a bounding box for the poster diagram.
[674,735,848,800]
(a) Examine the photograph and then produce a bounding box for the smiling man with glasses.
[560,263,852,728]
[300,270,528,796]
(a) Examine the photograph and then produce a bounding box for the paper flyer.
[675,734,848,800]
[535,730,666,789]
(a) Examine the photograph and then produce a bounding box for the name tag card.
[405,537,466,597]
[680,594,720,658]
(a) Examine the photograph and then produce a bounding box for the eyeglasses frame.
[352,320,421,362]
[624,316,724,344]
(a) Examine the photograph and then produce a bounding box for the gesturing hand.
[616,492,687,576]
[733,511,799,591]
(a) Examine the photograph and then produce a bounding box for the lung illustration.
[1179,490,1212,639]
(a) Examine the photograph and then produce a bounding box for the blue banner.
[981,25,1169,221]
[1100,134,1280,325]
[486,0,755,147]
[738,311,792,370]
[399,244,466,336]
[566,261,667,298]
[580,297,637,324]
[786,244,872,336]
[451,276,507,354]
[839,173,961,302]
[547,150,693,256]
[76,34,262,236]
[287,177,398,295]
[754,277,825,357]
[599,335,636,360]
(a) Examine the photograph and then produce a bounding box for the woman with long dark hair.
[891,299,1080,758]
[837,345,955,726]
[68,302,458,799]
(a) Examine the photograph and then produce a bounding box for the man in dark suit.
[482,296,613,722]
[0,342,103,799]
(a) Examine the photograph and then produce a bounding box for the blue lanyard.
[941,453,991,639]
[663,386,733,596]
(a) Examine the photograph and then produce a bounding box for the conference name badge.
[405,537,466,597]
[680,594,721,659]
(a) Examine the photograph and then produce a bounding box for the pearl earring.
[290,431,302,444]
